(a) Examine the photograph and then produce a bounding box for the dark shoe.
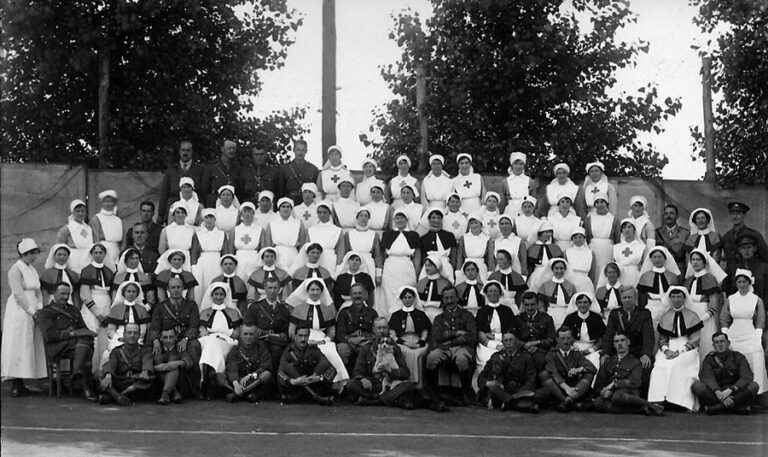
[399,399,415,410]
[157,391,171,405]
[704,404,723,415]
[247,393,259,403]
[225,393,237,403]
[500,401,514,412]
[115,394,130,406]
[643,403,665,416]
[556,400,572,413]
[316,395,335,406]
[98,394,112,405]
[355,397,380,406]
[522,404,540,414]
[172,390,184,404]
[735,406,751,415]
[574,399,595,412]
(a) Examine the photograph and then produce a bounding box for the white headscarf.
[286,277,334,308]
[322,145,348,170]
[289,242,325,276]
[334,251,370,278]
[116,248,145,274]
[199,281,235,311]
[216,185,241,210]
[566,291,601,315]
[45,243,72,270]
[640,246,681,276]
[392,285,424,312]
[688,208,716,235]
[112,280,146,308]
[686,248,726,284]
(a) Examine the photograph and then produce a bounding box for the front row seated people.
[476,332,540,413]
[691,331,759,414]
[278,325,336,406]
[99,323,154,405]
[537,326,597,412]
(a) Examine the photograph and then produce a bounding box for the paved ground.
[1,383,766,457]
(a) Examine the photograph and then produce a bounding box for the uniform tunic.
[655,224,691,275]
[422,173,453,209]
[293,202,319,229]
[332,196,360,232]
[91,211,123,266]
[233,223,264,282]
[267,217,305,273]
[451,173,483,215]
[279,159,319,204]
[57,220,96,274]
[389,174,419,209]
[612,239,645,288]
[318,166,352,202]
[308,221,344,274]
[502,173,532,218]
[585,212,620,277]
[389,308,431,384]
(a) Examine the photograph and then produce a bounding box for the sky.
[251,0,709,180]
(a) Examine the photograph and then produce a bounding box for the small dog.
[374,338,401,393]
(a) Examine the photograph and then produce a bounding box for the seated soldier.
[99,323,154,406]
[692,332,759,415]
[36,282,98,401]
[477,332,539,413]
[153,326,197,405]
[425,286,477,405]
[243,277,292,375]
[647,287,702,411]
[224,323,274,403]
[277,325,336,406]
[149,277,202,390]
[538,326,597,412]
[593,331,664,416]
[347,317,415,408]
[336,284,378,369]
[515,291,556,372]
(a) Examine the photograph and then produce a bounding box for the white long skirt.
[275,245,298,273]
[199,333,237,373]
[192,251,221,304]
[235,249,260,283]
[379,256,416,318]
[647,337,700,410]
[589,238,613,282]
[1,290,46,379]
[727,320,768,394]
[311,329,349,383]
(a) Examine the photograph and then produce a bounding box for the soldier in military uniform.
[721,201,768,271]
[158,140,208,224]
[99,323,154,406]
[277,325,336,405]
[278,140,319,205]
[224,323,274,402]
[655,204,690,277]
[36,282,97,401]
[241,143,278,203]
[692,331,759,414]
[149,277,202,368]
[477,332,540,413]
[513,291,556,372]
[538,326,597,412]
[593,331,664,416]
[203,139,242,207]
[336,284,378,369]
[152,326,198,404]
[425,287,477,405]
[242,277,292,374]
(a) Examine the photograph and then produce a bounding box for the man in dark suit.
[129,222,160,278]
[278,139,319,205]
[240,143,279,203]
[538,326,597,411]
[203,139,242,207]
[125,201,162,252]
[158,140,207,222]
[603,286,655,396]
[655,204,690,277]
[721,201,768,271]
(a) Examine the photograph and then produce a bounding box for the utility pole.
[416,62,429,172]
[702,56,716,183]
[321,0,336,165]
[98,46,110,168]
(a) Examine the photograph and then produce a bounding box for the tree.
[361,0,682,180]
[1,0,307,169]
[690,0,768,186]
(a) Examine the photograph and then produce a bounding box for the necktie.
[652,272,669,294]
[672,311,684,337]
[607,286,621,310]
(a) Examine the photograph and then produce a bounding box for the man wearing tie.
[158,140,207,223]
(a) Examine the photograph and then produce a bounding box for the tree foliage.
[690,0,768,185]
[361,0,681,180]
[1,0,307,169]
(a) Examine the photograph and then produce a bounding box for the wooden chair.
[47,358,73,398]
